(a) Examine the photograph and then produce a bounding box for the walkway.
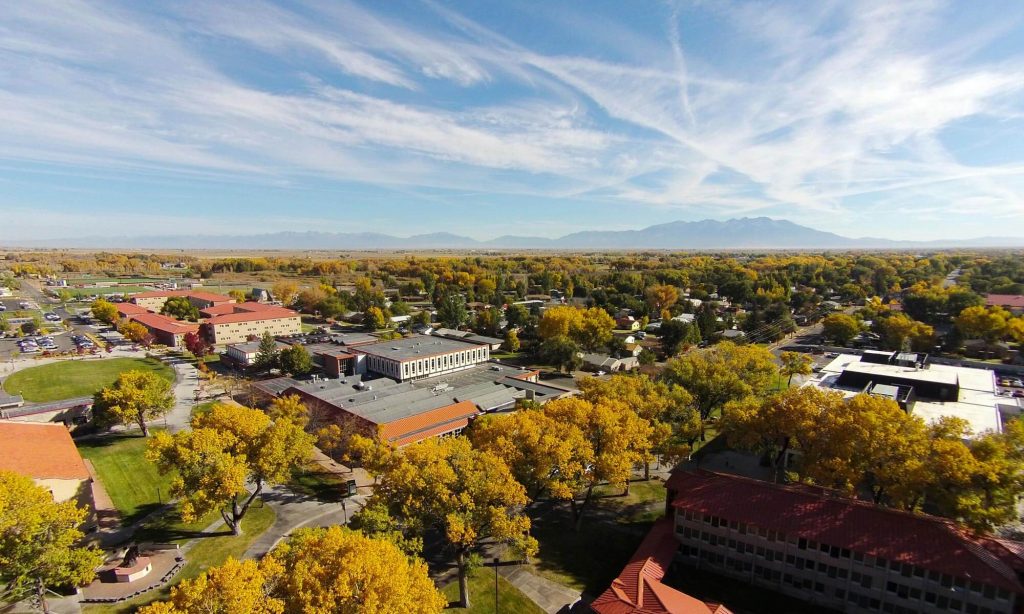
[499,566,582,614]
[241,485,367,559]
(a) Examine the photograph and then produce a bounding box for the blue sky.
[2,0,1024,242]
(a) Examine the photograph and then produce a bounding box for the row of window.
[678,511,1012,603]
[398,348,487,378]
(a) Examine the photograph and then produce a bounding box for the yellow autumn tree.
[369,437,536,608]
[139,527,445,614]
[147,404,313,535]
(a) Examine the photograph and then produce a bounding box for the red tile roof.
[592,518,735,614]
[0,422,91,480]
[986,295,1024,309]
[379,400,478,446]
[129,312,200,335]
[199,302,276,317]
[132,289,234,303]
[116,302,150,316]
[665,470,1024,593]
[204,306,298,325]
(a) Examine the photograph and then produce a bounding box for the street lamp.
[493,557,499,613]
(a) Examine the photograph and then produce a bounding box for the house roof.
[665,470,1024,593]
[200,301,278,317]
[132,290,234,303]
[0,422,91,480]
[129,312,200,335]
[354,334,483,361]
[986,294,1024,309]
[378,400,479,445]
[592,518,734,614]
[116,302,150,316]
[204,306,298,325]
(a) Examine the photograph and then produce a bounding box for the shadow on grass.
[289,470,348,503]
[134,510,232,543]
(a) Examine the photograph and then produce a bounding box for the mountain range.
[5,218,1023,250]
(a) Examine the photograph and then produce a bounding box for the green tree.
[366,437,536,608]
[93,370,175,436]
[0,471,104,612]
[278,344,313,376]
[147,404,313,535]
[161,296,201,321]
[540,335,581,373]
[436,294,468,329]
[254,331,280,371]
[662,341,778,422]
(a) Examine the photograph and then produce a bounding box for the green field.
[2,357,174,402]
[77,432,174,524]
[442,566,544,614]
[61,285,150,298]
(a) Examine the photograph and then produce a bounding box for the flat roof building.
[809,351,1006,436]
[201,304,301,345]
[353,334,490,381]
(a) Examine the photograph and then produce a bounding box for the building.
[0,397,93,428]
[809,351,1010,436]
[352,334,489,381]
[985,295,1024,315]
[432,328,505,351]
[582,352,639,373]
[665,469,1024,614]
[264,363,571,447]
[0,422,96,528]
[130,289,234,311]
[224,339,290,368]
[127,312,199,348]
[593,518,734,614]
[200,303,301,345]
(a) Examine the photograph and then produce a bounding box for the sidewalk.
[499,566,582,614]
[241,485,366,559]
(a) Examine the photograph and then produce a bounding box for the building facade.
[353,334,489,381]
[130,290,234,311]
[201,306,301,345]
[666,470,1024,614]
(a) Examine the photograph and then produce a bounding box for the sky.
[2,0,1024,242]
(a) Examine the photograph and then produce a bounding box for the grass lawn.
[527,478,667,595]
[77,432,174,525]
[191,400,221,419]
[3,357,174,402]
[83,504,276,614]
[289,464,351,502]
[442,566,544,614]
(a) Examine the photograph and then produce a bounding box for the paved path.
[242,485,367,559]
[499,566,582,614]
[161,355,199,432]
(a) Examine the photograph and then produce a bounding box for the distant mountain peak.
[4,217,1022,250]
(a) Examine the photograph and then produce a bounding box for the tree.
[544,396,653,527]
[147,404,313,535]
[436,294,468,329]
[161,296,200,321]
[506,304,530,328]
[317,295,348,320]
[469,408,592,504]
[228,290,247,303]
[369,437,536,608]
[779,351,813,386]
[662,341,778,422]
[645,284,679,314]
[658,319,694,356]
[876,313,935,352]
[266,394,308,426]
[182,331,211,360]
[504,329,520,352]
[139,527,445,614]
[538,305,582,341]
[93,370,174,436]
[364,306,388,331]
[474,306,501,336]
[955,305,1010,345]
[578,374,699,479]
[539,335,581,373]
[575,307,616,351]
[271,280,299,307]
[253,331,279,371]
[822,313,861,345]
[117,319,149,344]
[0,471,104,612]
[91,298,118,325]
[278,344,313,376]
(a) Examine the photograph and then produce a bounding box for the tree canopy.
[147,404,313,534]
[93,369,175,436]
[662,341,778,421]
[161,296,200,321]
